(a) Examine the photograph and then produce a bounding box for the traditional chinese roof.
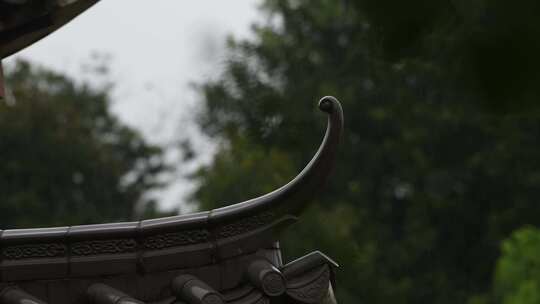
[0,0,99,59]
[0,97,344,304]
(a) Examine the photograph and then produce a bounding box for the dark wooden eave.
[0,97,343,304]
[0,0,99,59]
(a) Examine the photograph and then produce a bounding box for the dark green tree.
[190,1,540,303]
[0,60,168,228]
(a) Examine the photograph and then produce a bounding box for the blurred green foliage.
[190,0,540,303]
[1,60,169,228]
[492,228,540,304]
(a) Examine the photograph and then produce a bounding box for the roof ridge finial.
[209,96,344,224]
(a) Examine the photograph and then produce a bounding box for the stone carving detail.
[217,212,275,239]
[202,294,223,304]
[2,243,67,260]
[71,239,137,256]
[143,229,210,250]
[286,266,331,303]
[263,272,286,296]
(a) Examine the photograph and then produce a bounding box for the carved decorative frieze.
[71,239,137,256]
[142,229,210,250]
[2,243,67,260]
[216,212,275,239]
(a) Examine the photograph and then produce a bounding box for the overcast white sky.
[4,1,262,211]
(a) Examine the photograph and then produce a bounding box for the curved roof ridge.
[0,97,344,282]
